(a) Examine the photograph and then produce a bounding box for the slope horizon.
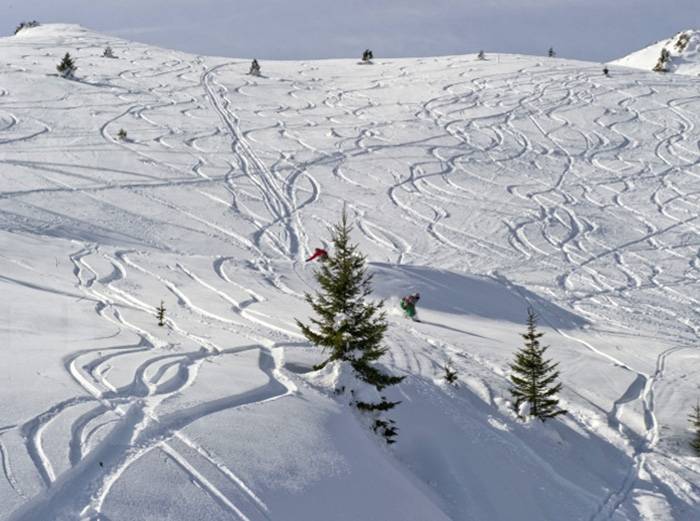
[2,0,700,63]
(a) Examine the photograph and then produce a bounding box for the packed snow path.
[0,25,698,520]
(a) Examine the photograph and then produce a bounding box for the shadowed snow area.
[371,262,588,329]
[0,23,699,521]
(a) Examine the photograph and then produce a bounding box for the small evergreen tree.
[103,46,116,59]
[156,301,166,327]
[443,359,458,385]
[297,210,404,442]
[548,47,556,58]
[56,52,77,79]
[477,50,486,61]
[117,128,127,141]
[674,32,690,53]
[510,308,567,421]
[14,21,39,35]
[653,48,671,72]
[249,59,261,76]
[690,402,700,456]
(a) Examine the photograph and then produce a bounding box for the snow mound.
[613,29,700,75]
[305,359,391,407]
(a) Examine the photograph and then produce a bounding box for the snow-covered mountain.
[1,24,699,521]
[613,29,700,75]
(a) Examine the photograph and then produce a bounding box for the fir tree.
[443,359,458,385]
[156,301,166,327]
[548,47,556,58]
[477,50,486,61]
[56,52,77,79]
[509,308,567,421]
[296,210,404,442]
[653,48,671,72]
[675,32,691,53]
[690,402,700,456]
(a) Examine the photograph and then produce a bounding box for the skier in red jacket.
[306,248,328,262]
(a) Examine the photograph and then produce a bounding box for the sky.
[1,0,699,62]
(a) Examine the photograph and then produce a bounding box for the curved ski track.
[1,34,699,520]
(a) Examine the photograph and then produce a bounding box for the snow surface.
[0,23,699,521]
[613,30,700,76]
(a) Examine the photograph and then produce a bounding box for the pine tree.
[690,402,700,456]
[296,210,404,442]
[675,32,691,53]
[548,47,556,58]
[653,48,671,72]
[156,301,166,327]
[443,359,458,385]
[477,50,486,61]
[510,308,567,421]
[56,52,77,79]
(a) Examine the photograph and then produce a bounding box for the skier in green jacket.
[400,293,420,321]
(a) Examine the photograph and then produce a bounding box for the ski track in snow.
[1,27,699,520]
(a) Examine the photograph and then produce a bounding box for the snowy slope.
[613,29,700,75]
[0,23,699,521]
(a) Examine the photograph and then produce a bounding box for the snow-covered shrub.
[443,359,458,385]
[675,32,691,53]
[653,48,671,72]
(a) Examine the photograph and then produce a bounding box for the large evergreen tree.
[296,211,403,441]
[510,308,567,421]
[690,402,700,456]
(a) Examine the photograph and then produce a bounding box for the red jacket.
[306,248,328,262]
